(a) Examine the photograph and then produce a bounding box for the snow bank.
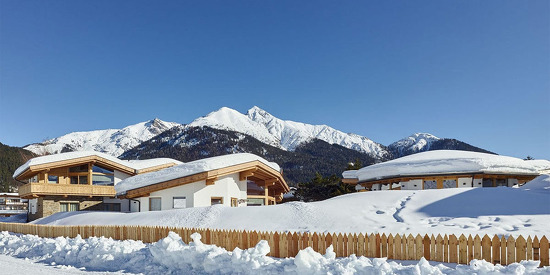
[0,213,27,223]
[115,153,281,194]
[520,174,550,193]
[0,231,547,274]
[13,151,182,178]
[37,182,550,237]
[343,150,550,182]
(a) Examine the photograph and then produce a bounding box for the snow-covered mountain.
[388,133,441,156]
[24,119,180,157]
[189,106,390,159]
[387,133,493,158]
[23,106,492,162]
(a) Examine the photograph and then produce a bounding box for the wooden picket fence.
[0,222,548,266]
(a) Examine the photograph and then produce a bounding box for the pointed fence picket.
[0,222,547,266]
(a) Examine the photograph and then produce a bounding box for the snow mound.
[343,150,550,182]
[0,231,547,274]
[115,153,281,194]
[520,174,550,193]
[37,180,550,237]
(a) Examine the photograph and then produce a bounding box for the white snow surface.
[115,153,280,194]
[343,150,550,182]
[24,119,180,157]
[189,106,389,158]
[13,151,182,178]
[1,231,547,275]
[39,175,550,238]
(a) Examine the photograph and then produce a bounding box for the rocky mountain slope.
[24,119,179,157]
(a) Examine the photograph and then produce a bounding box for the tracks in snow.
[393,193,415,223]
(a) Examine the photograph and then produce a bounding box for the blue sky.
[1,1,549,159]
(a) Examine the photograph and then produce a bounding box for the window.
[149,198,162,211]
[482,178,493,187]
[211,197,223,205]
[92,165,114,186]
[60,203,79,212]
[103,203,121,212]
[173,197,186,209]
[70,175,89,185]
[424,180,437,189]
[48,175,58,184]
[496,179,507,187]
[92,174,114,186]
[443,180,456,188]
[247,198,264,206]
[79,175,88,185]
[231,197,238,207]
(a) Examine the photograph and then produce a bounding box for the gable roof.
[13,151,182,180]
[343,150,550,183]
[115,153,289,197]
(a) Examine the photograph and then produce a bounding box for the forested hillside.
[0,143,36,192]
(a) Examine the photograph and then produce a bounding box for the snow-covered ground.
[35,175,550,238]
[1,175,549,274]
[1,231,548,274]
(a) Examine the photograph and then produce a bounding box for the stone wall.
[28,196,103,221]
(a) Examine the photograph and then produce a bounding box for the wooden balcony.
[19,183,115,199]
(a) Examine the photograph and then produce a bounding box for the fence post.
[540,236,549,267]
[492,235,501,265]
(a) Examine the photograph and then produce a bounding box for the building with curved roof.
[342,150,550,191]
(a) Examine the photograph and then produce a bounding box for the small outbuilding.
[116,153,290,211]
[342,150,550,191]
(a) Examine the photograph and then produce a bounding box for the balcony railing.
[19,183,115,198]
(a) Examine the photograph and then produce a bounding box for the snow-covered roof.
[0,193,20,197]
[13,151,182,178]
[115,153,281,195]
[343,150,550,183]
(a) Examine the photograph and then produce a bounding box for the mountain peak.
[410,133,440,140]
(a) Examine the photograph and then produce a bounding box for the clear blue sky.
[1,1,549,159]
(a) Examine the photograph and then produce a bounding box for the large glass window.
[92,165,114,186]
[92,174,114,186]
[247,181,265,195]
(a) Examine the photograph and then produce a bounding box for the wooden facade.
[344,173,538,191]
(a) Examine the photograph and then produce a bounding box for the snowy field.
[35,175,550,238]
[1,231,548,274]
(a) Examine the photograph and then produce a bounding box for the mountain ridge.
[23,106,494,164]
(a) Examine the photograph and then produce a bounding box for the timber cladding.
[0,222,547,267]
